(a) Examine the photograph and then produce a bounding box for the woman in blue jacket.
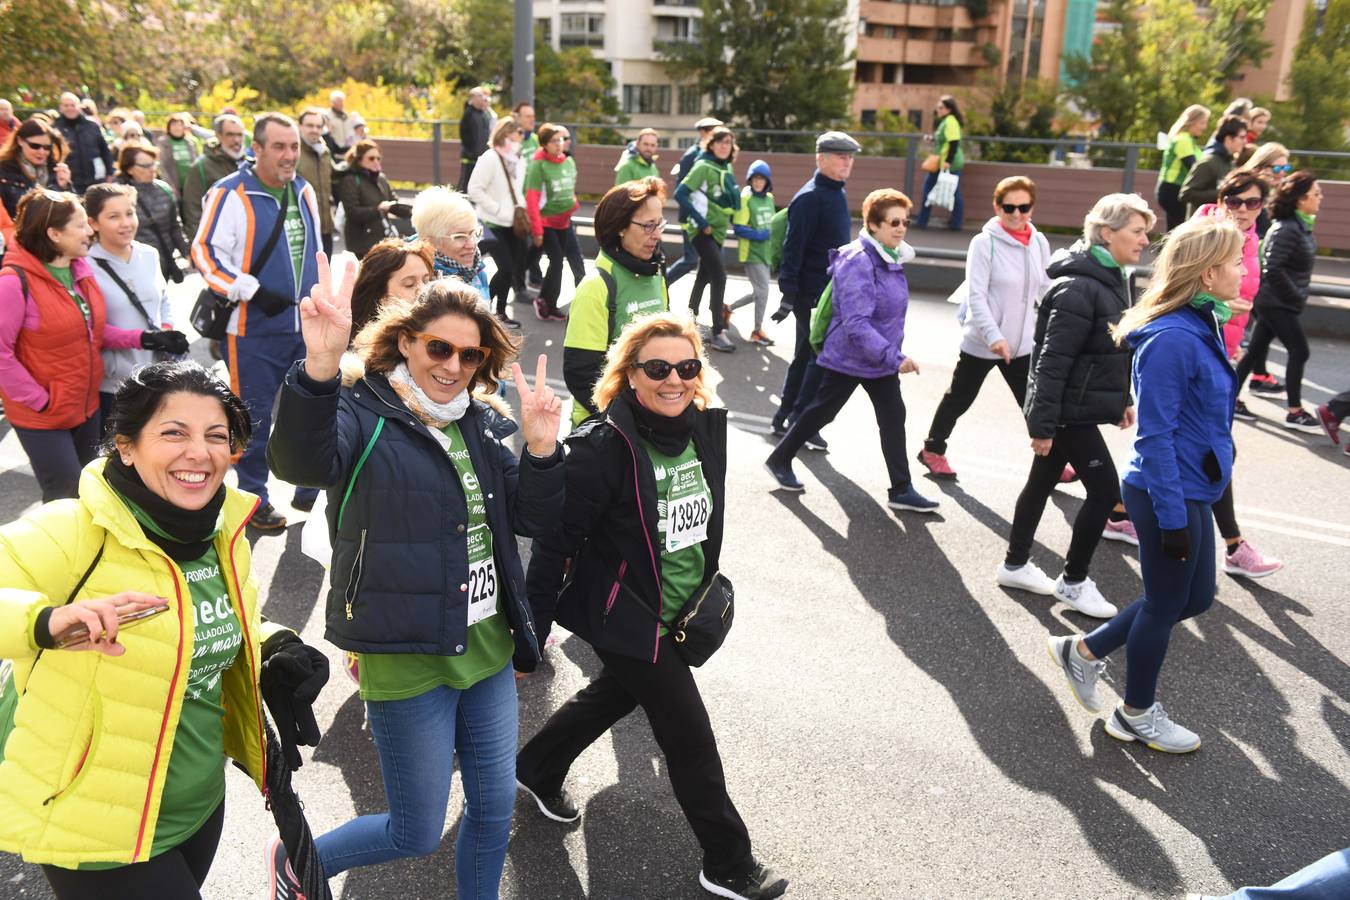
[267,254,565,898]
[1046,217,1243,755]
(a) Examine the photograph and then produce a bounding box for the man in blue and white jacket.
[191,112,321,530]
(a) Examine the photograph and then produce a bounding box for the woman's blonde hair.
[491,115,519,148]
[1083,193,1156,245]
[591,312,718,412]
[1169,104,1211,138]
[410,185,476,240]
[1238,142,1289,173]
[354,278,521,394]
[1113,217,1244,344]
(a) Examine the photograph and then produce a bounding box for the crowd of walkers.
[0,87,1343,900]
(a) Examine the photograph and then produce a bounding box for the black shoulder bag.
[609,561,735,668]
[190,183,289,340]
[94,258,184,361]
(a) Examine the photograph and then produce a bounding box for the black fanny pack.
[604,558,734,667]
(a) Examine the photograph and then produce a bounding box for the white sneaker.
[1045,635,1107,713]
[1105,702,1201,753]
[1053,575,1117,618]
[995,561,1056,595]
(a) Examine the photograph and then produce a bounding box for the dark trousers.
[321,231,334,257]
[1155,181,1186,232]
[1328,388,1350,421]
[770,367,914,492]
[14,413,102,503]
[538,227,568,311]
[486,224,527,313]
[689,233,728,335]
[915,170,964,230]
[666,232,699,285]
[1211,445,1240,543]
[1235,306,1310,408]
[1005,424,1120,581]
[776,306,824,426]
[564,222,586,285]
[924,352,1030,455]
[42,800,223,899]
[224,331,318,508]
[1085,482,1216,709]
[456,158,476,193]
[516,637,754,877]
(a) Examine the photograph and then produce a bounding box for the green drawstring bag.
[808,280,835,355]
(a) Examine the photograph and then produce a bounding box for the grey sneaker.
[709,332,736,353]
[1105,702,1201,753]
[1045,635,1106,713]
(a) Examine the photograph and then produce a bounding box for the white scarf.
[388,361,471,429]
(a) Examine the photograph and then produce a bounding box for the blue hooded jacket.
[1121,300,1237,530]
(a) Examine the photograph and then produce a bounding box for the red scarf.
[1001,223,1032,246]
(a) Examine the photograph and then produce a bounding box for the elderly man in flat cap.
[769,130,862,446]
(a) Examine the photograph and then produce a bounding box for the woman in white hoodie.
[467,116,528,329]
[918,176,1051,479]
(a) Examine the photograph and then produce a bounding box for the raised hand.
[299,251,356,381]
[512,353,561,458]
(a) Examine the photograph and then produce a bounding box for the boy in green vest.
[729,160,776,346]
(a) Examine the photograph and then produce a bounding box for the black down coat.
[1023,247,1134,438]
[1254,215,1316,314]
[268,361,565,666]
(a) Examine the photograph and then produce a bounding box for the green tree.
[535,44,625,141]
[661,0,854,134]
[964,74,1069,163]
[1269,0,1350,160]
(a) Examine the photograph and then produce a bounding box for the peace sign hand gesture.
[300,251,357,382]
[512,354,561,458]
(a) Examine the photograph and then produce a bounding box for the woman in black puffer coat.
[337,139,402,258]
[996,193,1154,620]
[1234,171,1322,433]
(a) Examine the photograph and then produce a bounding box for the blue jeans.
[224,331,318,508]
[315,664,517,899]
[1084,482,1216,709]
[1214,848,1350,899]
[914,170,964,230]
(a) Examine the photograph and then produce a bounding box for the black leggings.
[1156,181,1186,232]
[688,233,728,335]
[1006,424,1120,581]
[486,224,527,312]
[1211,444,1241,543]
[924,352,1030,455]
[538,226,568,312]
[1235,306,1309,408]
[42,800,224,899]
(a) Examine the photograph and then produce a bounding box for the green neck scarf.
[1191,291,1232,326]
[1295,211,1315,229]
[1089,244,1120,270]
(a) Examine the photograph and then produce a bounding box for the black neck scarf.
[621,388,695,457]
[103,456,225,562]
[604,240,665,279]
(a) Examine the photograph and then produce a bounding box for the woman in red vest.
[0,190,188,501]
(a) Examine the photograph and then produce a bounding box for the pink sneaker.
[1102,518,1139,546]
[1223,540,1283,579]
[1059,464,1078,483]
[916,449,957,479]
[343,650,360,685]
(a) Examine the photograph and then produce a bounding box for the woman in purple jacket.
[764,188,939,512]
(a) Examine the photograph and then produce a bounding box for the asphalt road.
[1,260,1347,900]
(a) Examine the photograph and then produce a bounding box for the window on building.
[622,84,672,115]
[560,13,604,47]
[860,109,877,127]
[908,109,924,129]
[881,63,900,83]
[655,15,700,44]
[677,85,703,115]
[535,18,552,44]
[903,65,977,85]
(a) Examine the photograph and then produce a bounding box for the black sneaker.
[291,492,316,513]
[803,431,828,451]
[1249,375,1285,395]
[496,312,522,330]
[770,417,788,437]
[1285,409,1323,434]
[1233,399,1257,422]
[516,778,581,823]
[251,503,288,532]
[699,861,789,899]
[764,458,805,492]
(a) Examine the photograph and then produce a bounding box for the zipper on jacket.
[42,730,95,806]
[1075,363,1096,404]
[607,421,665,663]
[223,498,268,804]
[345,529,368,620]
[603,560,628,625]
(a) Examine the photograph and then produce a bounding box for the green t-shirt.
[523,154,577,218]
[1161,133,1199,185]
[733,189,776,265]
[357,421,514,701]
[563,252,669,424]
[520,132,540,156]
[680,157,738,244]
[936,115,964,171]
[644,439,710,630]
[615,152,659,186]
[43,263,90,324]
[168,136,194,176]
[260,182,305,292]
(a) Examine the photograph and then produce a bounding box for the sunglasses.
[408,332,491,366]
[131,161,156,169]
[633,358,702,381]
[1221,195,1263,210]
[1001,203,1033,214]
[630,218,666,235]
[23,140,52,153]
[883,217,910,228]
[1266,164,1293,174]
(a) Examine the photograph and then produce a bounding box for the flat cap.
[816,131,862,154]
[694,117,724,130]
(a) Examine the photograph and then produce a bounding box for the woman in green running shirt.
[1157,104,1211,231]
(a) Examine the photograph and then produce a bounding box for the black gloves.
[1161,528,1191,562]
[770,294,796,324]
[167,266,185,284]
[140,330,190,354]
[250,287,293,317]
[260,631,329,770]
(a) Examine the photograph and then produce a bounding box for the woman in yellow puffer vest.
[0,360,325,898]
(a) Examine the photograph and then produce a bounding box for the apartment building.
[533,0,706,136]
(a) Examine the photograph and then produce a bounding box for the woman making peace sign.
[267,253,565,898]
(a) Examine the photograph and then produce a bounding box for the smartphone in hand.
[54,604,170,650]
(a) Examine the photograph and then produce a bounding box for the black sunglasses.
[1001,203,1033,214]
[1221,195,1263,210]
[883,217,910,228]
[633,358,702,381]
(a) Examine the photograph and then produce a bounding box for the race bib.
[666,490,710,552]
[465,525,498,626]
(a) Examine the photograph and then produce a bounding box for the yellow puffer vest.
[0,460,269,867]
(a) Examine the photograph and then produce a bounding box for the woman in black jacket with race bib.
[996,194,1153,620]
[517,311,788,900]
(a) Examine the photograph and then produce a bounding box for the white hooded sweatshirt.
[956,216,1052,360]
